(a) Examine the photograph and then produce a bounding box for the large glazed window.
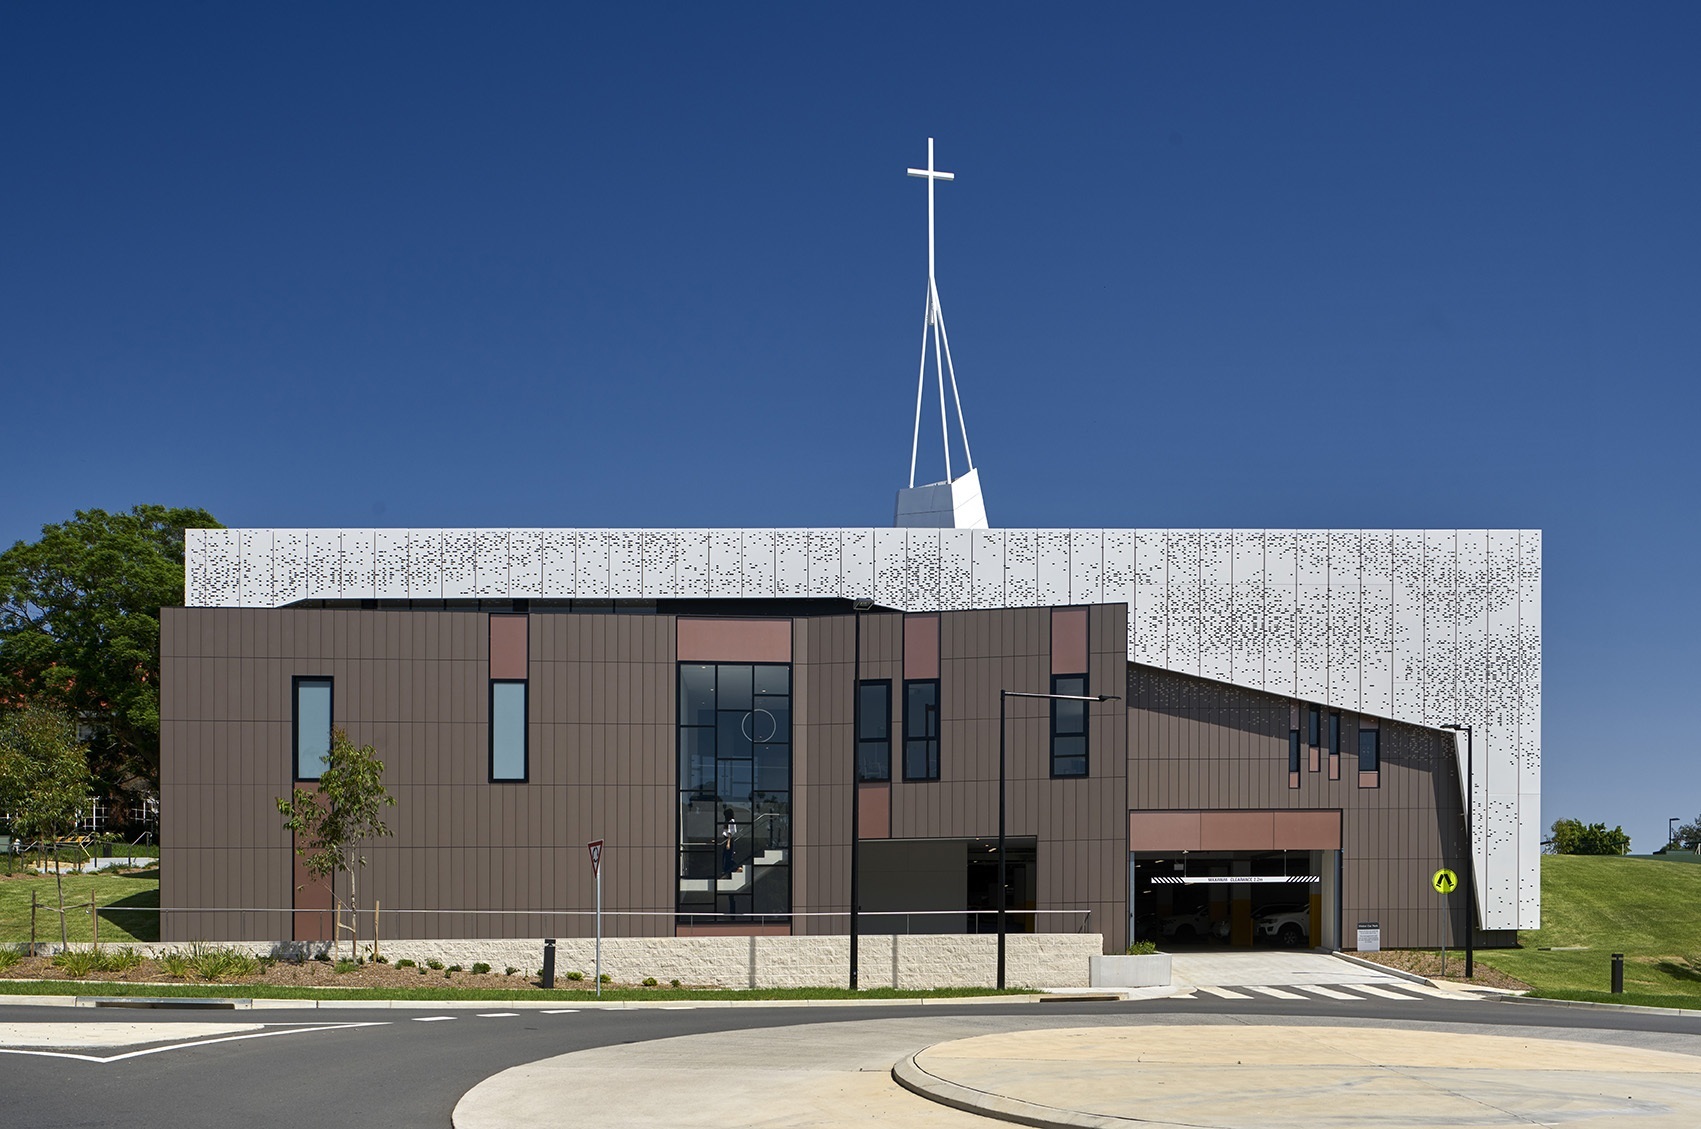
[677,663,791,922]
[903,679,940,781]
[1050,674,1088,777]
[490,681,527,781]
[857,680,891,782]
[293,677,332,781]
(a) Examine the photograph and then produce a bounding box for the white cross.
[907,137,955,282]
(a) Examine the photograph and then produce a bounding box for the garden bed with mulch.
[1353,948,1531,990]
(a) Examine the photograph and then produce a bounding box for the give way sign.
[587,839,604,876]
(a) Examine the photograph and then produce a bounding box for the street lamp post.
[998,688,1120,989]
[848,598,873,990]
[1671,817,1681,851]
[1442,723,1474,980]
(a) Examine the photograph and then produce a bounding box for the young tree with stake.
[277,730,395,960]
[0,702,92,948]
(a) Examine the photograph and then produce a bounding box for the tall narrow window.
[1329,712,1341,756]
[1288,730,1302,773]
[857,680,891,782]
[293,676,332,781]
[1050,673,1088,777]
[1307,705,1320,747]
[490,680,528,781]
[1358,726,1380,772]
[903,679,940,781]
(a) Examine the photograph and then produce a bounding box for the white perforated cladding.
[185,526,1541,930]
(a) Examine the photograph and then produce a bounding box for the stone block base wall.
[89,933,1102,989]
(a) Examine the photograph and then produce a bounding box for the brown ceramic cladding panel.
[676,617,791,663]
[1050,607,1088,675]
[1125,663,1476,950]
[488,614,528,680]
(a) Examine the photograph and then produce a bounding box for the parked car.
[1254,903,1311,947]
[1159,909,1229,943]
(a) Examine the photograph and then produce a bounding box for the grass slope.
[1476,855,1701,1000]
[0,869,160,944]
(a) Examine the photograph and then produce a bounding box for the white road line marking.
[412,1016,457,1022]
[541,1009,580,1014]
[1197,986,1253,999]
[477,1012,519,1018]
[1295,985,1361,1000]
[1351,984,1420,1000]
[0,1022,387,1064]
[1247,986,1307,1000]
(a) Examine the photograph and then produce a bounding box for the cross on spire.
[897,138,980,527]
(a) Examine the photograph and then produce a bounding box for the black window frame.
[489,678,529,783]
[1329,711,1341,757]
[1288,729,1302,774]
[902,678,940,782]
[1049,673,1089,778]
[1307,704,1320,748]
[1358,726,1380,773]
[292,675,333,782]
[856,679,892,783]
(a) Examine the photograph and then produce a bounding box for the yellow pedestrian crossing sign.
[1432,868,1459,894]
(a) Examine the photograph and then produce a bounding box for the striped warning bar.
[1150,875,1320,885]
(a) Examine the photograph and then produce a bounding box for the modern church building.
[158,143,1541,956]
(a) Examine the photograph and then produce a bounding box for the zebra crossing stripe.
[1295,985,1361,1000]
[1247,986,1307,1000]
[1196,986,1253,999]
[1350,984,1420,1000]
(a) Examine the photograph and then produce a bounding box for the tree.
[0,505,221,801]
[277,730,396,959]
[1548,818,1632,856]
[0,702,93,947]
[1673,816,1701,852]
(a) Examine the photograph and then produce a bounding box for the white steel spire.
[896,137,987,530]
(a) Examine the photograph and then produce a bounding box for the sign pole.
[587,839,605,999]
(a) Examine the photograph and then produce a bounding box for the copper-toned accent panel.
[1288,771,1301,789]
[1050,607,1088,675]
[675,924,791,937]
[1272,809,1342,850]
[488,614,528,680]
[1328,753,1340,781]
[1128,810,1202,851]
[1309,747,1320,773]
[1358,771,1381,789]
[1200,811,1276,850]
[292,841,333,942]
[903,613,939,678]
[858,782,890,839]
[676,617,792,662]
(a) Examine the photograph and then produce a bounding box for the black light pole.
[848,598,873,990]
[997,688,1120,989]
[1670,818,1681,850]
[1442,723,1474,980]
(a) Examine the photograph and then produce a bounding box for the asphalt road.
[4,996,1700,1129]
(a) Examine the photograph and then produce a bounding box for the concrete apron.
[897,1025,1701,1129]
[452,1014,1701,1129]
[1167,950,1414,988]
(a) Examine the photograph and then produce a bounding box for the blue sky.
[3,4,1697,850]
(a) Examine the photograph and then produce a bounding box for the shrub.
[313,951,331,962]
[395,959,417,969]
[426,958,444,970]
[104,946,146,972]
[418,967,428,975]
[373,954,389,964]
[505,966,518,976]
[599,973,611,984]
[670,978,681,988]
[472,962,491,975]
[191,947,262,981]
[447,964,463,973]
[642,977,658,987]
[159,950,193,979]
[0,946,24,973]
[52,948,105,978]
[444,970,452,979]
[334,959,359,975]
[564,970,584,981]
[1124,940,1159,955]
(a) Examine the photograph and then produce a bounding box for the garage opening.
[1131,850,1337,949]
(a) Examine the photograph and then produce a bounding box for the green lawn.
[1475,855,1701,1001]
[0,869,160,944]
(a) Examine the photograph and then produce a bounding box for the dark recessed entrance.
[861,837,1037,934]
[1131,850,1337,949]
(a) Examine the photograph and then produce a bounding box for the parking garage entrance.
[1127,809,1343,950]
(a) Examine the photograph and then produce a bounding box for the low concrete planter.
[1088,953,1172,988]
